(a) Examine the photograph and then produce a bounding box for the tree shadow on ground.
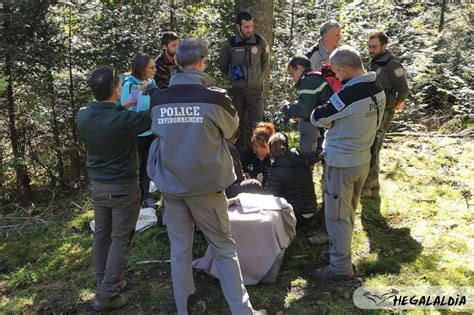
[358,191,423,275]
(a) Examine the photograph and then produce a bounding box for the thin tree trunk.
[47,70,66,188]
[438,0,447,32]
[66,8,81,180]
[4,3,32,199]
[289,0,295,46]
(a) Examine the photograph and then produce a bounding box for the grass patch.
[1,136,473,314]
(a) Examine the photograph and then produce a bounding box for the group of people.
[77,10,409,314]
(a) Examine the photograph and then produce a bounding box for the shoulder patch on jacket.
[330,93,346,112]
[394,67,405,77]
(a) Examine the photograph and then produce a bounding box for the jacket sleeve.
[310,89,351,127]
[154,59,170,89]
[214,92,239,139]
[122,110,152,136]
[390,62,409,104]
[284,79,329,119]
[260,36,270,74]
[218,40,231,75]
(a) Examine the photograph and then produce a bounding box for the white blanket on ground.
[192,195,296,285]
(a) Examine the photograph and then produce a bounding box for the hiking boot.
[312,265,354,281]
[143,197,157,209]
[308,231,330,245]
[252,310,267,315]
[92,293,128,312]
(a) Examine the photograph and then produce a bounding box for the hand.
[121,97,136,109]
[323,122,333,129]
[395,102,405,111]
[291,117,300,122]
[280,100,290,110]
[256,173,263,183]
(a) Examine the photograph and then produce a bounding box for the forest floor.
[1,135,473,314]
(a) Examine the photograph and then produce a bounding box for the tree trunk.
[289,0,295,46]
[66,8,81,180]
[234,0,275,97]
[438,0,447,32]
[47,70,66,189]
[4,3,32,199]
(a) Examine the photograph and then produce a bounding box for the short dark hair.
[89,66,120,101]
[369,31,388,46]
[236,11,252,25]
[161,31,180,46]
[131,53,153,80]
[288,55,311,71]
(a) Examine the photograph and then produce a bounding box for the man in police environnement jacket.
[310,46,386,280]
[219,11,270,152]
[362,31,409,196]
[146,38,266,315]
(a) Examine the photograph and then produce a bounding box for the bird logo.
[363,288,399,306]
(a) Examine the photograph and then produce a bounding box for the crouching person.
[310,46,385,280]
[146,38,265,314]
[77,66,152,310]
[265,132,317,228]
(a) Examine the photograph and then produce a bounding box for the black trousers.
[137,134,155,201]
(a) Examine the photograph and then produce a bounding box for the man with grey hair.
[305,19,342,246]
[147,38,265,314]
[310,45,386,280]
[306,20,341,71]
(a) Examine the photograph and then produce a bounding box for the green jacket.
[283,71,333,120]
[77,102,151,184]
[369,51,409,109]
[219,32,269,89]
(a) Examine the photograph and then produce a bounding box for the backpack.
[307,64,342,93]
[305,43,319,59]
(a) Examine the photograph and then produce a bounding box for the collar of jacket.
[169,69,216,86]
[234,31,257,44]
[273,148,305,167]
[343,72,377,87]
[371,50,392,64]
[318,39,330,59]
[158,51,176,65]
[295,68,313,89]
[89,101,116,109]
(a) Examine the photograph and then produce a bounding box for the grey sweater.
[147,69,239,196]
[311,72,386,168]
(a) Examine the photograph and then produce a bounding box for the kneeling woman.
[265,132,317,227]
[241,122,275,186]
